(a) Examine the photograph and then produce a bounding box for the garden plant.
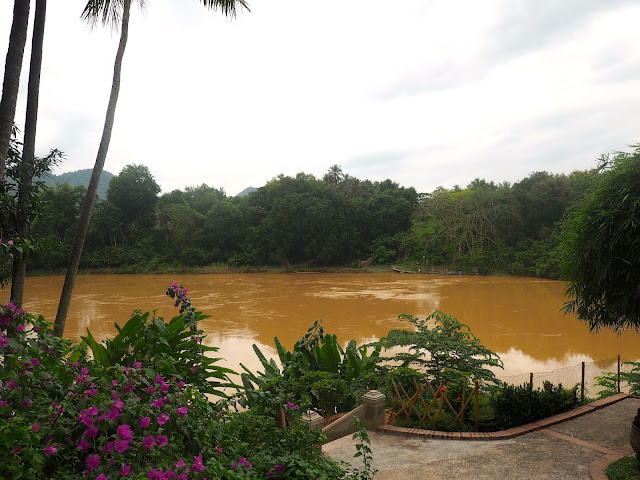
[0,284,359,479]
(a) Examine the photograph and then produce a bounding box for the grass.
[606,455,640,480]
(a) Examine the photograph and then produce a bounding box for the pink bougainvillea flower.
[142,435,156,451]
[43,445,57,456]
[0,400,10,408]
[31,422,40,433]
[79,414,93,427]
[10,447,22,455]
[120,464,132,476]
[147,470,161,480]
[116,440,130,453]
[155,435,168,447]
[155,374,165,384]
[31,358,41,367]
[140,416,151,428]
[239,457,252,468]
[177,380,185,389]
[133,360,142,369]
[157,413,169,426]
[192,455,205,472]
[16,324,25,332]
[107,406,121,420]
[77,438,91,451]
[175,459,186,468]
[84,425,99,438]
[146,385,155,395]
[102,441,115,454]
[0,335,8,348]
[177,407,188,417]
[151,398,164,408]
[86,454,100,471]
[96,474,110,480]
[86,405,99,416]
[117,424,133,441]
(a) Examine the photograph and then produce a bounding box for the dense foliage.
[380,312,503,386]
[0,130,62,287]
[17,160,603,278]
[596,361,640,399]
[482,381,579,431]
[237,320,382,420]
[560,146,640,331]
[0,288,354,479]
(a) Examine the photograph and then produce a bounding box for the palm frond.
[81,0,146,29]
[200,0,251,16]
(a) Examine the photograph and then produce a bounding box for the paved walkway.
[323,396,639,480]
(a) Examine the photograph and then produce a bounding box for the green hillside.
[40,169,114,199]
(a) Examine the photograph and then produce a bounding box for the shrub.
[485,381,579,430]
[0,288,348,479]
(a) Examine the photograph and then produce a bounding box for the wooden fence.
[386,378,479,431]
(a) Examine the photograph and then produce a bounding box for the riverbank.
[26,262,504,277]
[28,264,403,277]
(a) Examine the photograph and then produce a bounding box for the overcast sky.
[2,0,640,196]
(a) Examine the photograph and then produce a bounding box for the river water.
[2,273,637,384]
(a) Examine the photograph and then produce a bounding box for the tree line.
[19,161,601,278]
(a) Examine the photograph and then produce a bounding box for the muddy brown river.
[2,273,637,385]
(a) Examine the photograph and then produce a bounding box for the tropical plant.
[239,320,383,418]
[560,146,640,331]
[348,418,378,480]
[380,311,503,386]
[54,0,250,337]
[1,131,62,288]
[80,283,236,396]
[595,361,640,399]
[1,287,348,479]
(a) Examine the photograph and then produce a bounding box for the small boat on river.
[392,266,416,274]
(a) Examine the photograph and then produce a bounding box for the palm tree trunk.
[53,0,131,337]
[11,0,48,307]
[0,0,30,183]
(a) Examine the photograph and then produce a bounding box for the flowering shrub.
[0,287,347,479]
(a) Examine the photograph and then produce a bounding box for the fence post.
[529,372,533,391]
[474,380,479,432]
[581,362,585,403]
[618,355,621,393]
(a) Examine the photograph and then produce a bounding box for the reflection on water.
[2,273,638,379]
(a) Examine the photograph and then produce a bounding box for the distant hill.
[40,169,114,199]
[235,186,257,197]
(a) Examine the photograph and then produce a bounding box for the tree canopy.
[560,146,640,332]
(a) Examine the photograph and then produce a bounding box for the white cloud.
[1,0,639,196]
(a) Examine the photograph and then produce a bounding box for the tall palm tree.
[53,0,250,337]
[11,0,48,306]
[0,0,30,184]
[323,164,344,185]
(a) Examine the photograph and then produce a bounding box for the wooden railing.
[386,378,479,431]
